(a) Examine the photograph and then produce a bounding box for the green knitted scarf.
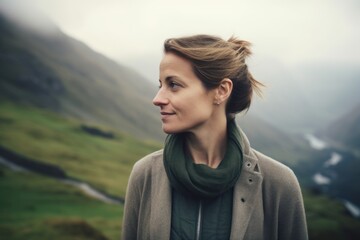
[163,119,243,198]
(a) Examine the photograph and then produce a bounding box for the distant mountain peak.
[0,1,60,37]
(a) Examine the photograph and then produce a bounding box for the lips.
[160,112,175,115]
[160,111,175,121]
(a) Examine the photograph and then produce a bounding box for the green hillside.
[0,166,122,240]
[0,13,164,141]
[0,101,161,197]
[1,9,359,240]
[304,189,360,239]
[1,102,359,239]
[0,10,312,166]
[2,164,360,240]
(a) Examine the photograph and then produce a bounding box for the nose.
[152,88,169,106]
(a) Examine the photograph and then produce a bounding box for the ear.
[215,78,233,104]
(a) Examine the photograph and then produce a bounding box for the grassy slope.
[0,166,121,240]
[2,167,360,240]
[0,101,161,197]
[0,14,164,141]
[1,102,360,239]
[304,190,360,239]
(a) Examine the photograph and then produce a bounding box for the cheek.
[173,88,214,116]
[186,99,214,118]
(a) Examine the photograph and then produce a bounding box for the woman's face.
[153,52,218,134]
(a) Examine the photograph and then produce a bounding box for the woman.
[122,35,308,240]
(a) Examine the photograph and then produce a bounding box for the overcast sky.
[1,0,359,81]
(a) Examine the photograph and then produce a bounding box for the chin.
[162,128,177,134]
[162,125,183,134]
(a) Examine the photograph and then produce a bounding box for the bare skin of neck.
[186,115,228,169]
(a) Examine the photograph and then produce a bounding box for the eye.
[169,81,180,89]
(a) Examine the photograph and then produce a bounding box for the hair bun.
[228,36,252,59]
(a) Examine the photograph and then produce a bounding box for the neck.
[185,115,228,169]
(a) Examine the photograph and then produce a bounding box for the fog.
[1,0,359,77]
[2,2,360,239]
[1,0,359,132]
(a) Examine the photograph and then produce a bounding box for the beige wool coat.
[122,130,308,240]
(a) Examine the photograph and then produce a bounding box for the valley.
[1,9,359,239]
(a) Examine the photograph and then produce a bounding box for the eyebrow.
[165,76,177,82]
[159,76,180,84]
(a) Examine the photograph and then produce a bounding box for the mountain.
[319,102,360,205]
[0,12,164,141]
[320,103,360,152]
[296,104,360,207]
[0,8,313,167]
[1,8,359,240]
[250,56,360,133]
[238,113,312,167]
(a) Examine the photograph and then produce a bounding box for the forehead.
[159,52,193,74]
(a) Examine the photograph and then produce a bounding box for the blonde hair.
[164,34,263,114]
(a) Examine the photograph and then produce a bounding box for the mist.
[1,0,360,132]
[1,1,360,239]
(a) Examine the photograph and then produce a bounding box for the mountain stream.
[304,134,360,218]
[0,156,122,205]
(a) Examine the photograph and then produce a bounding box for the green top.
[170,188,233,240]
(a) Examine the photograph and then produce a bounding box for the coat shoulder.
[128,149,164,186]
[253,149,301,195]
[254,150,294,175]
[133,149,164,171]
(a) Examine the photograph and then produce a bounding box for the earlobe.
[214,92,221,105]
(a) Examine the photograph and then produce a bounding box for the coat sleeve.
[121,161,143,240]
[278,169,308,240]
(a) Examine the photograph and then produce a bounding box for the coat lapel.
[230,129,263,239]
[230,154,263,239]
